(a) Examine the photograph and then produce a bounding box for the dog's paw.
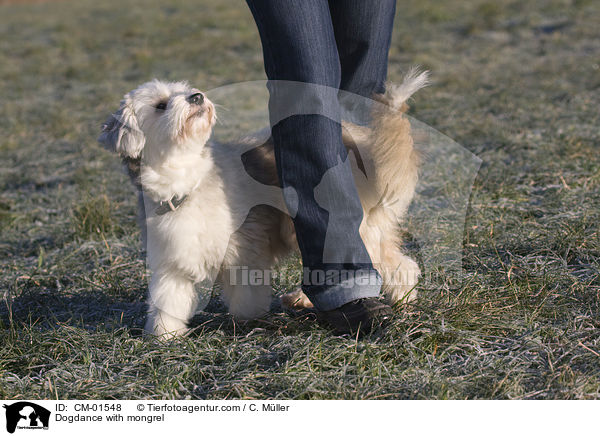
[222,284,272,320]
[144,309,190,339]
[280,288,314,310]
[383,256,420,306]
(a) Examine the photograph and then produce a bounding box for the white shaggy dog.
[99,71,427,337]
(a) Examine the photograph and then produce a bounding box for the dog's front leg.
[144,271,199,338]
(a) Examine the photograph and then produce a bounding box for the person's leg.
[328,0,397,97]
[246,0,381,312]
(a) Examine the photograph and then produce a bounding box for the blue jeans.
[246,0,396,311]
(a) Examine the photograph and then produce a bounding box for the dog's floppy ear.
[98,98,145,158]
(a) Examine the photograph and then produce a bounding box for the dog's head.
[98,80,216,159]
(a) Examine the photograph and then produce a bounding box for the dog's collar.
[154,195,188,215]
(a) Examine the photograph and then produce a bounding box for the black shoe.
[317,298,393,335]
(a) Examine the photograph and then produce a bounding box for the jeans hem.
[304,270,382,311]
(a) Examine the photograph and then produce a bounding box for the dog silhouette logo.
[3,402,50,433]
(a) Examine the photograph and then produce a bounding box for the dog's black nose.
[187,92,204,105]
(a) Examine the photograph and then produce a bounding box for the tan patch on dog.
[280,288,314,310]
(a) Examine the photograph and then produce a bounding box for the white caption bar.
[0,400,596,436]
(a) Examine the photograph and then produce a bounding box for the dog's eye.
[155,101,168,111]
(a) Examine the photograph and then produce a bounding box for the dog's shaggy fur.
[99,71,427,337]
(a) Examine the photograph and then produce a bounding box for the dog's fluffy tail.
[368,68,429,219]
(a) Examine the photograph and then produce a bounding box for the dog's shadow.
[1,288,147,333]
[1,288,317,338]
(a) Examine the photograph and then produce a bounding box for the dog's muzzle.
[187,93,204,106]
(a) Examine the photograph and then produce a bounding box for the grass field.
[1,0,599,399]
